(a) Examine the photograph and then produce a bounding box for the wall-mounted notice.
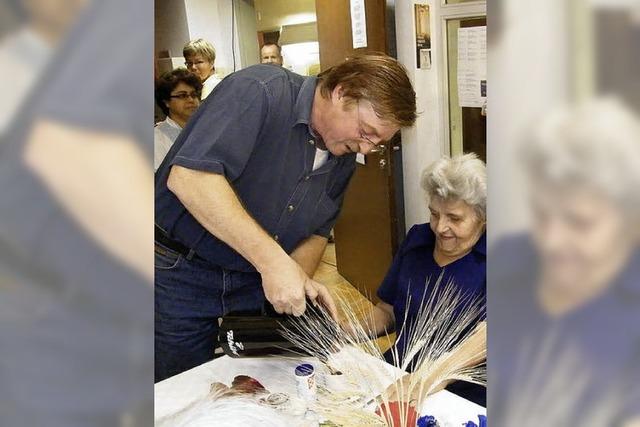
[350,0,368,49]
[457,26,486,108]
[414,4,431,70]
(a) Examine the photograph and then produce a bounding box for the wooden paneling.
[316,0,387,69]
[316,0,399,303]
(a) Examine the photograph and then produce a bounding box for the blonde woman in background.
[183,38,221,100]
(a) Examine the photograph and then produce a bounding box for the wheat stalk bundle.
[280,274,486,426]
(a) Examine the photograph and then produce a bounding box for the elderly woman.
[154,68,202,171]
[183,38,221,99]
[490,99,640,425]
[367,153,487,404]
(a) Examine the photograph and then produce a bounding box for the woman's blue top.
[377,223,486,370]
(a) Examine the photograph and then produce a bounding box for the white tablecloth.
[155,350,485,426]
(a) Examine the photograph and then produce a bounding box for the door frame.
[436,1,486,156]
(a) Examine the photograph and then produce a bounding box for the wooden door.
[316,0,400,302]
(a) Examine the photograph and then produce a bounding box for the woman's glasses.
[170,92,200,100]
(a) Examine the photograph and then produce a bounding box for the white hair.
[520,97,640,215]
[420,153,487,220]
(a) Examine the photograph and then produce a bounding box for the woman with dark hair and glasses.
[154,68,202,170]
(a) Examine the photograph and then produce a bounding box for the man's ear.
[331,84,344,102]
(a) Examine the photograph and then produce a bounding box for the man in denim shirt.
[155,54,416,381]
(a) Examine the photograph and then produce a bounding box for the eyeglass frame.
[169,92,201,100]
[184,60,209,68]
[357,100,385,148]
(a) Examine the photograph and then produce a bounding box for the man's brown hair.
[317,53,417,127]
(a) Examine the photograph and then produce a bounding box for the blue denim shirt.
[377,223,486,370]
[155,65,356,272]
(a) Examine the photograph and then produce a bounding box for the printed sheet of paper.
[350,0,368,49]
[457,26,486,108]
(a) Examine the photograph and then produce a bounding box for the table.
[155,348,485,426]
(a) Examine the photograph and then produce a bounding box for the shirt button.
[287,205,295,212]
[274,234,279,241]
[304,175,310,181]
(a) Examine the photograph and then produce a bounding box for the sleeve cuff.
[171,156,227,176]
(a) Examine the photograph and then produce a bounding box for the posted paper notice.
[457,26,486,108]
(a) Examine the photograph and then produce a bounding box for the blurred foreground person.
[0,0,86,134]
[490,98,640,426]
[0,0,153,425]
[154,68,202,170]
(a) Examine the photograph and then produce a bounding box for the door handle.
[369,145,400,155]
[369,145,387,155]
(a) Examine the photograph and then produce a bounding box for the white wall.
[396,1,569,242]
[155,0,190,59]
[155,0,259,78]
[488,0,569,243]
[281,42,320,76]
[233,0,260,69]
[184,0,234,77]
[395,0,445,230]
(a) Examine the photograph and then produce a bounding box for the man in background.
[260,42,283,66]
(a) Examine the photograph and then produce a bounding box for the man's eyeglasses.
[170,92,200,100]
[357,101,382,147]
[359,128,377,146]
[185,61,206,68]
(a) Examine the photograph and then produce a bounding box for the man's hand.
[166,168,339,320]
[260,257,306,316]
[303,278,339,322]
[260,256,338,321]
